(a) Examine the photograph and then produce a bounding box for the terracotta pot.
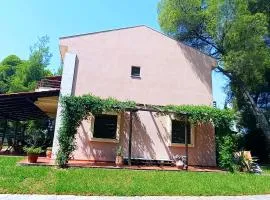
[27,153,39,163]
[46,150,52,158]
[115,155,123,167]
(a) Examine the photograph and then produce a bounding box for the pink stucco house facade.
[52,25,217,166]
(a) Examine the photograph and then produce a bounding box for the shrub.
[215,126,243,172]
[25,120,53,148]
[23,146,43,154]
[217,135,237,171]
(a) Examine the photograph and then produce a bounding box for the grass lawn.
[262,165,270,174]
[0,156,270,196]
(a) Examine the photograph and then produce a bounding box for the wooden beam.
[128,111,133,166]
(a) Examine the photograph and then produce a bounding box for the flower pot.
[27,153,39,163]
[115,155,123,167]
[46,149,52,158]
[176,160,184,169]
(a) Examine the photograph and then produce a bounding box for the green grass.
[262,165,270,174]
[0,156,270,196]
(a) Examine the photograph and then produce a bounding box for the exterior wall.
[74,111,216,166]
[59,26,217,166]
[60,26,215,106]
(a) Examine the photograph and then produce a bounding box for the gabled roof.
[59,25,146,40]
[59,25,216,67]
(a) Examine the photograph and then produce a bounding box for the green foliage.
[0,55,23,94]
[56,95,136,167]
[163,105,235,128]
[57,94,234,168]
[55,64,63,76]
[0,36,54,94]
[23,146,43,154]
[25,120,51,148]
[158,0,270,91]
[216,133,238,172]
[158,0,270,161]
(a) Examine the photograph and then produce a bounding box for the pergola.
[0,90,59,121]
[125,104,189,169]
[0,90,60,147]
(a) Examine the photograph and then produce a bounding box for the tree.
[158,0,270,159]
[0,55,23,94]
[55,64,63,76]
[8,35,53,93]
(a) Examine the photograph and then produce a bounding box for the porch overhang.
[0,90,60,121]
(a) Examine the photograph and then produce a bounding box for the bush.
[216,127,242,172]
[23,146,43,154]
[25,120,52,148]
[217,135,236,171]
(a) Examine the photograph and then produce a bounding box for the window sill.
[169,143,194,148]
[131,75,141,79]
[90,138,119,143]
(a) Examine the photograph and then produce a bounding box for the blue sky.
[0,0,227,108]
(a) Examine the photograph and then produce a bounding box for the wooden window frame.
[169,115,195,147]
[89,112,121,143]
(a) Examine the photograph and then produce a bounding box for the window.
[171,120,191,144]
[131,66,141,77]
[93,114,118,139]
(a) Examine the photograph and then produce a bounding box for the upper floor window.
[131,66,141,78]
[171,120,192,144]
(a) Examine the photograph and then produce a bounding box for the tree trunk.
[216,66,270,156]
[243,89,270,145]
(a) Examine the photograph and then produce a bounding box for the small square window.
[93,114,117,139]
[131,66,141,78]
[171,120,191,144]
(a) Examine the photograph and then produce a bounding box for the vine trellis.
[56,94,235,168]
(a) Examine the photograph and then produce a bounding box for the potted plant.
[23,146,43,163]
[46,147,52,158]
[115,146,124,167]
[173,155,186,170]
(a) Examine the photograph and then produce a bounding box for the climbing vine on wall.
[56,94,235,168]
[56,95,136,167]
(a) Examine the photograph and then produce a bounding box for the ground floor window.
[171,120,192,144]
[93,114,118,139]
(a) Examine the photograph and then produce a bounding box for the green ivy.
[56,94,235,168]
[163,105,235,127]
[56,95,136,167]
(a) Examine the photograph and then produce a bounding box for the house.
[52,25,217,166]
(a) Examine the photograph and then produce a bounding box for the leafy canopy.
[158,0,270,161]
[0,35,53,94]
[158,0,270,91]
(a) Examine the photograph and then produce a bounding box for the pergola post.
[185,115,188,170]
[14,121,19,146]
[128,111,133,166]
[1,119,8,145]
